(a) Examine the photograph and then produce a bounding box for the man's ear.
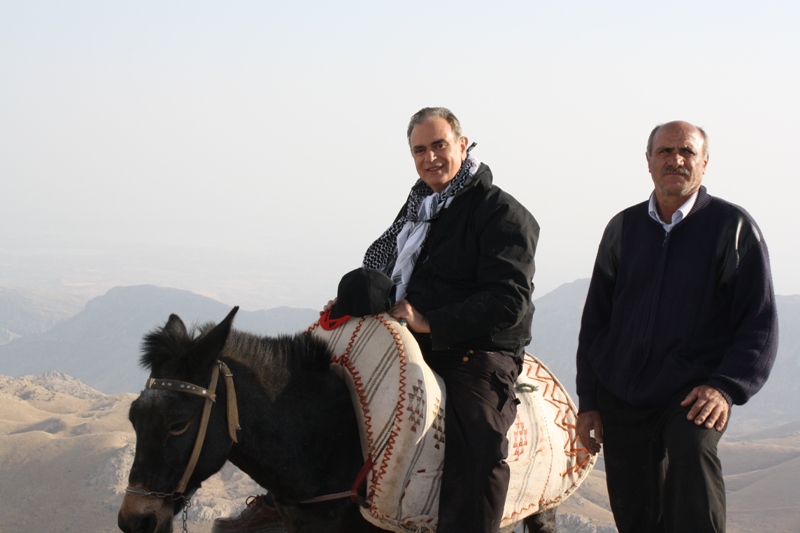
[460,135,469,156]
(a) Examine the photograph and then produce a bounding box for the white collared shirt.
[648,190,699,232]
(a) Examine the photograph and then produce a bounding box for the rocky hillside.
[3,372,800,533]
[0,372,617,533]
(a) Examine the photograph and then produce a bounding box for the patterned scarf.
[363,147,480,301]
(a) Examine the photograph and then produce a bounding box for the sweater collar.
[648,189,699,231]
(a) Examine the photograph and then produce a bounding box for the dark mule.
[118,308,557,533]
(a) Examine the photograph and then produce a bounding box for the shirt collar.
[648,189,699,232]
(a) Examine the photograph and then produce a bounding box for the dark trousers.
[598,385,726,533]
[423,348,521,533]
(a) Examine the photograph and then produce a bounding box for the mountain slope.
[3,372,799,533]
[0,287,86,345]
[0,285,319,394]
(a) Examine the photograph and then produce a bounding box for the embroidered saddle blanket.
[309,313,595,533]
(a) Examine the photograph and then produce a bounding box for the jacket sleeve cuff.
[706,380,734,406]
[578,394,598,413]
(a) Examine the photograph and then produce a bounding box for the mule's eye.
[168,421,191,436]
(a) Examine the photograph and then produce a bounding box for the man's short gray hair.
[406,107,463,143]
[647,122,709,157]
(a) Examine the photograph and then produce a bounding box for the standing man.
[575,121,778,532]
[366,107,539,533]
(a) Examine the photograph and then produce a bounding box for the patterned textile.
[309,313,595,533]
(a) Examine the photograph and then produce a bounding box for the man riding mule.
[217,107,541,533]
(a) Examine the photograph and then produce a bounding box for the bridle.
[124,358,372,530]
[125,360,240,503]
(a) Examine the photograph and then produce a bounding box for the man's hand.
[681,385,730,431]
[577,410,603,455]
[320,298,337,315]
[389,299,430,333]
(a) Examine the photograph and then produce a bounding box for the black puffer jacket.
[399,163,539,353]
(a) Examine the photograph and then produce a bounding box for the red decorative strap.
[349,456,374,505]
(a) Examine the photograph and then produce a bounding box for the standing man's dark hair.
[576,120,778,533]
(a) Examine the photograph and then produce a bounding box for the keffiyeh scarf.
[363,149,480,301]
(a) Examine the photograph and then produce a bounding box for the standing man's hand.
[577,410,603,455]
[389,299,431,333]
[681,385,730,431]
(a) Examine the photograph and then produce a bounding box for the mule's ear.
[195,306,239,362]
[164,314,189,339]
[140,313,191,371]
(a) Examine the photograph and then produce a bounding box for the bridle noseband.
[126,360,240,500]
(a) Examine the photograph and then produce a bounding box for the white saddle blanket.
[309,313,594,532]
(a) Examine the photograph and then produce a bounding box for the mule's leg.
[522,507,557,533]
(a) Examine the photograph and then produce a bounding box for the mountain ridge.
[1,281,797,431]
[0,285,319,393]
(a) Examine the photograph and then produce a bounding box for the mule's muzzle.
[118,492,176,533]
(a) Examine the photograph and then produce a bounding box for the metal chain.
[181,497,192,533]
[125,487,187,501]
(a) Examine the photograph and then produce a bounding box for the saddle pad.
[309,313,595,533]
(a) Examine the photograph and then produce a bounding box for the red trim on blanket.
[370,314,409,504]
[310,315,411,519]
[525,358,592,485]
[318,309,351,331]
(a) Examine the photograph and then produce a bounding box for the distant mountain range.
[0,282,797,430]
[0,285,319,393]
[0,287,86,345]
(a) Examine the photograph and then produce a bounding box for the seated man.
[214,107,539,533]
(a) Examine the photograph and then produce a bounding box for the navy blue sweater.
[576,187,778,412]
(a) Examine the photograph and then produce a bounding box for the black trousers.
[598,385,726,533]
[423,348,522,533]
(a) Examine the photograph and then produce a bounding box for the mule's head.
[118,307,239,533]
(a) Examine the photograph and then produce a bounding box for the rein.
[126,360,240,500]
[297,456,373,507]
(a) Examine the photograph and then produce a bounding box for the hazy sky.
[2,1,799,308]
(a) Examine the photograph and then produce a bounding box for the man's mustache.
[661,166,691,177]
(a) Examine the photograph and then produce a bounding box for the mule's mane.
[221,327,333,382]
[139,317,333,385]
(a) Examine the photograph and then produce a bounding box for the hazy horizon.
[2,1,799,309]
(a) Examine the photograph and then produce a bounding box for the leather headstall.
[129,360,240,498]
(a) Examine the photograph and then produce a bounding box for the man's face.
[647,121,708,201]
[409,118,468,193]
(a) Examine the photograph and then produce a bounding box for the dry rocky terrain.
[3,372,799,533]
